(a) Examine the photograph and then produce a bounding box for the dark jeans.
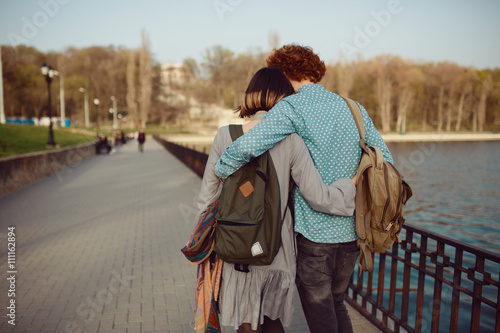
[296,234,359,333]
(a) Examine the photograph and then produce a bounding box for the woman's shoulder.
[216,125,230,136]
[214,125,233,150]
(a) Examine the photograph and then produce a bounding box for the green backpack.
[214,124,283,267]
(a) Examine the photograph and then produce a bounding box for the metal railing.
[154,135,208,178]
[155,136,500,333]
[347,224,499,333]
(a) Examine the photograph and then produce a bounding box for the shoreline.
[381,132,500,142]
[162,132,500,145]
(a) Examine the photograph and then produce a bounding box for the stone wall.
[0,142,96,196]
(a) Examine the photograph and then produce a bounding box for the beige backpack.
[343,97,413,272]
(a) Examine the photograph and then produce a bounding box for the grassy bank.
[0,124,96,158]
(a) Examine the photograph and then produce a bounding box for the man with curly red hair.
[215,44,392,333]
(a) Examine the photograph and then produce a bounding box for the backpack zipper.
[384,163,404,229]
[216,220,257,226]
[390,163,403,222]
[256,170,267,183]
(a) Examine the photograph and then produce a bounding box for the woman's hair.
[236,67,295,118]
[266,44,326,83]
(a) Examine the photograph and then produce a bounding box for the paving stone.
[0,138,379,333]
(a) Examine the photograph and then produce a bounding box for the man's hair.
[267,44,326,83]
[236,67,295,118]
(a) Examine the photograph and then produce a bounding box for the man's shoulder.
[286,84,341,102]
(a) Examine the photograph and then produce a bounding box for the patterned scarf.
[181,200,223,332]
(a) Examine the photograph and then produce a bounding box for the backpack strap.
[342,97,374,272]
[341,97,369,154]
[228,124,244,142]
[358,242,373,272]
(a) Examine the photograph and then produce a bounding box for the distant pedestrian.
[115,130,126,146]
[96,136,113,155]
[137,129,146,152]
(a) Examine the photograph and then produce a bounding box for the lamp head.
[94,98,100,106]
[40,63,49,76]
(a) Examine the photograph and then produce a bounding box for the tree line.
[1,31,163,129]
[1,41,499,132]
[183,48,500,133]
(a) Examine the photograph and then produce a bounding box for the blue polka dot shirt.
[215,84,393,244]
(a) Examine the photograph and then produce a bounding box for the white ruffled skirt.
[218,214,297,330]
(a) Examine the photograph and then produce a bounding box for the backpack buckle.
[234,264,250,273]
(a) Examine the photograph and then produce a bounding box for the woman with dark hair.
[194,67,356,332]
[215,45,393,333]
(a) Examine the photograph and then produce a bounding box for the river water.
[388,140,500,255]
[381,140,500,332]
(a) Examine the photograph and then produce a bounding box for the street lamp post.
[40,63,56,147]
[79,88,90,128]
[56,72,66,127]
[110,96,118,130]
[94,98,100,138]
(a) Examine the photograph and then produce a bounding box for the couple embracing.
[194,44,393,333]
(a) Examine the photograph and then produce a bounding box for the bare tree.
[444,83,456,132]
[336,52,356,98]
[268,30,280,52]
[182,58,199,81]
[477,73,493,132]
[139,30,152,128]
[376,76,392,132]
[393,61,424,133]
[202,45,234,105]
[433,62,461,132]
[126,50,138,128]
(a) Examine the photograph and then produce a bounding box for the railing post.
[401,230,414,330]
[496,266,500,333]
[449,248,463,332]
[430,242,445,333]
[389,244,399,329]
[376,253,386,326]
[470,257,485,333]
[415,235,427,333]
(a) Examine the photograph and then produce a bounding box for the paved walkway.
[0,138,379,333]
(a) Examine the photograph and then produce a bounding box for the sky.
[1,0,500,69]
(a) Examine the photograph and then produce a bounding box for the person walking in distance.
[137,129,146,152]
